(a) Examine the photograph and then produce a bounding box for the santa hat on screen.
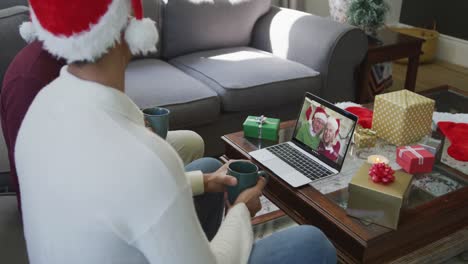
[306,106,327,122]
[19,0,159,63]
[327,118,340,136]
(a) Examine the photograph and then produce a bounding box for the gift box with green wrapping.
[347,163,413,230]
[243,116,280,141]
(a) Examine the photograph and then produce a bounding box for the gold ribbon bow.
[356,126,377,136]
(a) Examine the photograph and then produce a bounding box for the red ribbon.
[369,163,395,185]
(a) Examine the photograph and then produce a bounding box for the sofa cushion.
[132,0,162,60]
[125,59,220,128]
[0,6,29,89]
[170,47,321,112]
[0,0,27,10]
[142,0,160,23]
[161,0,271,59]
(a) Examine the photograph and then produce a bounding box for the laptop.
[249,93,358,187]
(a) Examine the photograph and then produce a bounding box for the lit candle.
[367,155,389,164]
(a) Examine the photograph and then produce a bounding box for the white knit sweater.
[15,67,253,264]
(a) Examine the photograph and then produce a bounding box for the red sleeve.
[334,141,341,155]
[1,76,48,199]
[2,76,47,150]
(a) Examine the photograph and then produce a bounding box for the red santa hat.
[327,118,340,136]
[305,106,327,122]
[19,0,159,63]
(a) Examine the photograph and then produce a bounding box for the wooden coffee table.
[222,111,467,263]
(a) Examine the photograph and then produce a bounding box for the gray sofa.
[0,1,367,262]
[1,0,367,159]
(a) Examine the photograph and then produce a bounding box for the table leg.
[405,54,420,91]
[357,60,372,103]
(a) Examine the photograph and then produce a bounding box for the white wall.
[305,0,330,17]
[305,0,403,25]
[385,0,402,25]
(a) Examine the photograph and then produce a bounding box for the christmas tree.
[347,0,389,35]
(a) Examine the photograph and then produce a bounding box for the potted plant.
[346,0,389,37]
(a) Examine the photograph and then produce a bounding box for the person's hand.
[203,160,238,193]
[145,120,155,133]
[232,176,267,217]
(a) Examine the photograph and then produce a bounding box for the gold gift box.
[372,90,435,146]
[354,126,377,148]
[347,164,413,230]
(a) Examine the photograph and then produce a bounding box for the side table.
[357,29,424,103]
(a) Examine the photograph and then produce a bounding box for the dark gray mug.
[227,161,266,204]
[143,107,170,139]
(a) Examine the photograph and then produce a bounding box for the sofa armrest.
[251,6,367,102]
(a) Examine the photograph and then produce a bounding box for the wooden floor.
[388,60,468,93]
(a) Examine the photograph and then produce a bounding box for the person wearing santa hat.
[14,1,337,264]
[296,106,328,149]
[318,117,342,162]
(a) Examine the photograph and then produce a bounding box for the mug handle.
[258,171,270,183]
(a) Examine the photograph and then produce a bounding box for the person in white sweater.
[15,0,337,263]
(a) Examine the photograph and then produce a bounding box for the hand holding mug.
[233,176,267,217]
[225,161,268,217]
[203,161,239,193]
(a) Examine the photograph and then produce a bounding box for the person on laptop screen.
[295,106,328,149]
[318,118,341,162]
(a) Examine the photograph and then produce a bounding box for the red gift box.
[396,145,435,174]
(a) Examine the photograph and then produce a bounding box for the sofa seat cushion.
[170,47,321,112]
[125,59,220,128]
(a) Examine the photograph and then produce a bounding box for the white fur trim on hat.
[125,17,158,56]
[314,112,327,122]
[19,21,36,43]
[31,0,130,63]
[327,118,339,132]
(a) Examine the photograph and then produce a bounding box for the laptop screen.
[292,94,357,171]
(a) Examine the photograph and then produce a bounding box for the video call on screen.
[294,99,355,166]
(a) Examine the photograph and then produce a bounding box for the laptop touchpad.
[250,149,276,162]
[263,159,311,187]
[263,159,293,175]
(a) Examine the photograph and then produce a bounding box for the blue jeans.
[186,158,337,264]
[185,158,225,241]
[248,225,337,264]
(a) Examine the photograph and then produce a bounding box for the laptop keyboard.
[267,143,334,180]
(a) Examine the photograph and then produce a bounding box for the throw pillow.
[161,0,271,59]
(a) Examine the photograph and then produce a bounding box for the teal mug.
[227,161,267,204]
[143,107,170,139]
